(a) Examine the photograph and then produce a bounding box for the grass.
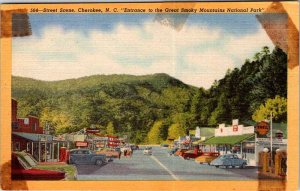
[36,164,77,180]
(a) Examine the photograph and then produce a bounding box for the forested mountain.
[12,73,197,143]
[12,46,287,144]
[190,46,287,127]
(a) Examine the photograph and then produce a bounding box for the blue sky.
[13,13,276,88]
[29,14,261,36]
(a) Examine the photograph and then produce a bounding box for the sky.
[12,13,275,88]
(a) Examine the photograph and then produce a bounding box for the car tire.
[215,165,219,168]
[232,166,235,168]
[95,160,103,166]
[240,163,246,169]
[208,163,210,165]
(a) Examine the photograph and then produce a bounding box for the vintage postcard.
[0,2,299,191]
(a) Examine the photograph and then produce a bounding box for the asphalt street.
[76,146,259,180]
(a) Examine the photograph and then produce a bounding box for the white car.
[210,154,247,168]
[143,147,152,155]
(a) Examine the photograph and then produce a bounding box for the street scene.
[76,146,259,181]
[11,12,288,181]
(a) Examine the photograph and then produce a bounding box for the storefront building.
[11,99,67,162]
[203,119,287,166]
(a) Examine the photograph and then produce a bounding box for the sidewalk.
[39,161,67,165]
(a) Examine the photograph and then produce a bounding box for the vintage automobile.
[96,148,120,158]
[12,152,66,180]
[210,154,247,168]
[160,144,169,149]
[182,149,203,160]
[69,149,107,165]
[174,148,189,157]
[168,147,178,156]
[130,144,139,150]
[143,147,152,155]
[195,152,220,165]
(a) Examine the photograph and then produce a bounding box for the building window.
[32,123,37,132]
[12,122,19,129]
[14,142,20,151]
[243,148,255,154]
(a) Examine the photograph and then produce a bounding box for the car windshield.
[23,155,38,167]
[17,156,32,170]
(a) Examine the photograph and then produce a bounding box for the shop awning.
[13,132,53,142]
[204,134,254,145]
[192,139,205,145]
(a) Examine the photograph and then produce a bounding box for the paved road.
[76,146,259,180]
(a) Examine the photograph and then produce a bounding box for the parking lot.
[76,146,260,180]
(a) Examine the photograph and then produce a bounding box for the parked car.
[130,144,139,150]
[12,152,66,180]
[96,148,120,158]
[168,147,178,156]
[69,149,107,165]
[174,148,189,156]
[143,147,152,155]
[195,152,220,165]
[182,149,203,160]
[160,144,169,148]
[210,154,247,168]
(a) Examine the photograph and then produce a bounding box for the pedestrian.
[118,150,121,159]
[128,147,132,158]
[124,149,127,157]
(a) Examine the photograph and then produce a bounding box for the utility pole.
[270,112,273,168]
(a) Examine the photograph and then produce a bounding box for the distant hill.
[12,73,197,142]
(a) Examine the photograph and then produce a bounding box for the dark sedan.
[69,149,107,166]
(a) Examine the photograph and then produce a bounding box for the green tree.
[106,122,115,135]
[252,96,287,122]
[167,123,186,140]
[146,121,163,144]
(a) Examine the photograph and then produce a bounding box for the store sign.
[75,141,88,147]
[86,128,100,133]
[256,138,270,142]
[255,121,270,136]
[232,125,238,132]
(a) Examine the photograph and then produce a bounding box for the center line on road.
[150,155,180,181]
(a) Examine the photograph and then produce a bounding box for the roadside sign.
[75,141,88,147]
[255,121,270,136]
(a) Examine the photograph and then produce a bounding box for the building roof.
[12,132,53,142]
[204,134,255,145]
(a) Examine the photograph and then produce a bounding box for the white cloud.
[12,20,273,88]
